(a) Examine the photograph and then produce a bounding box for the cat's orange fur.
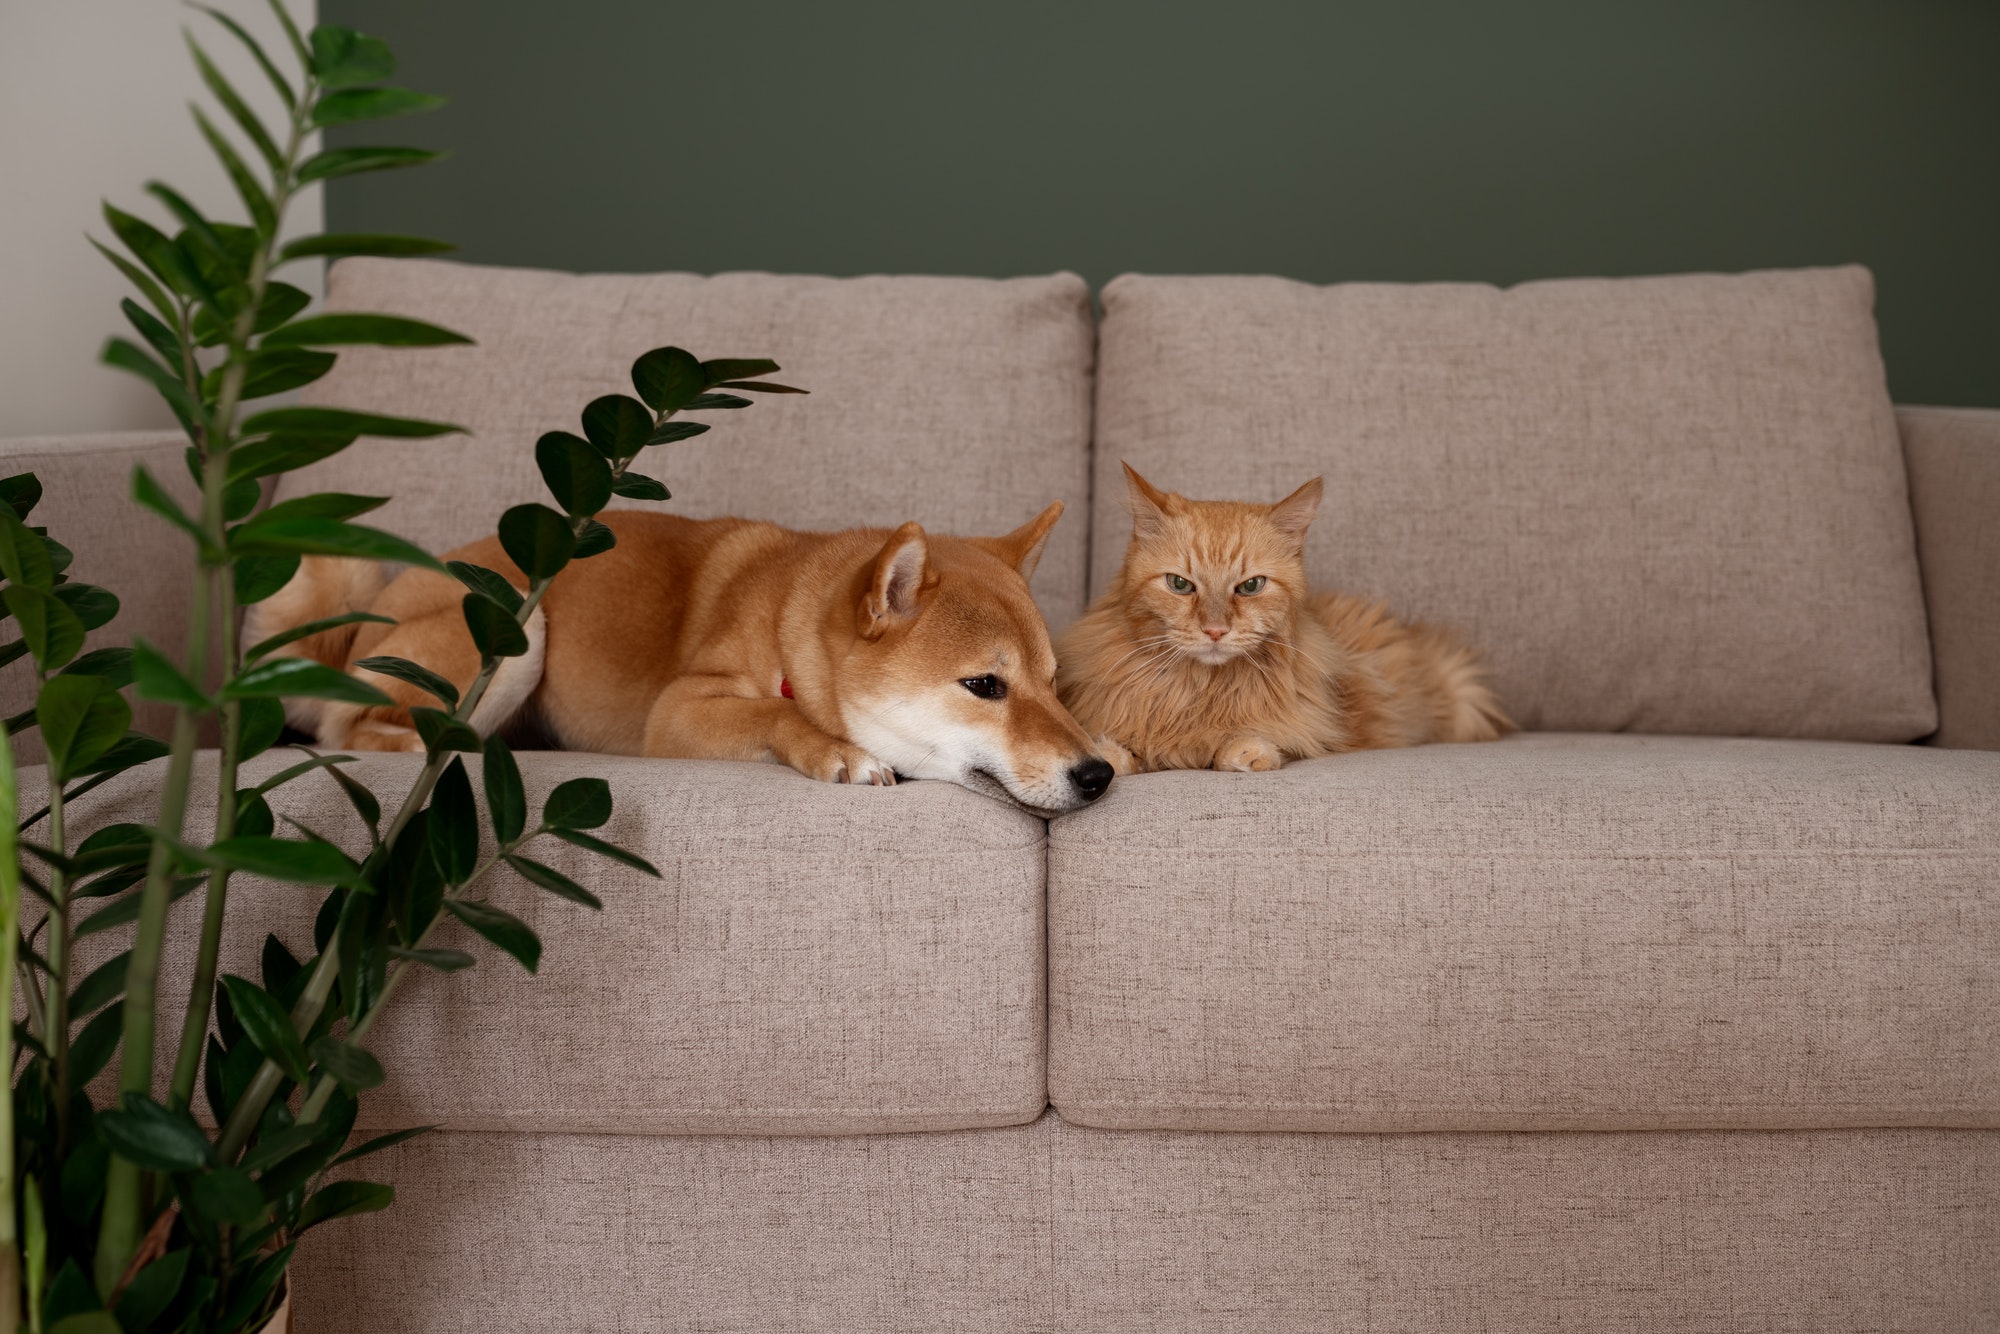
[1055,465,1510,773]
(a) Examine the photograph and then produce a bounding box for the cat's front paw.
[1214,737,1284,772]
[1096,736,1140,776]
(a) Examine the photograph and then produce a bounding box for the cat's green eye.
[1165,574,1194,594]
[1236,576,1267,595]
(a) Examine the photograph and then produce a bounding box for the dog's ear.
[1267,476,1323,543]
[861,522,933,637]
[1123,462,1175,539]
[975,500,1064,581]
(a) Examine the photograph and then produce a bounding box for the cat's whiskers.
[1104,634,1179,681]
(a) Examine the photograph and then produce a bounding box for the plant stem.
[231,448,647,1144]
[14,953,44,1044]
[0,730,22,1328]
[42,775,69,1156]
[216,658,512,1159]
[99,70,314,1293]
[294,845,515,1123]
[218,504,606,1155]
[92,682,203,1294]
[168,575,241,1109]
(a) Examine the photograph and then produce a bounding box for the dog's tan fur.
[246,504,1112,813]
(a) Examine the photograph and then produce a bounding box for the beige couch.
[6,259,1995,1330]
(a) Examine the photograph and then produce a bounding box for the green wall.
[323,1,2000,407]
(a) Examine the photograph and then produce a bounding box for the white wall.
[0,0,321,438]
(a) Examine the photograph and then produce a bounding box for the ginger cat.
[1056,465,1510,773]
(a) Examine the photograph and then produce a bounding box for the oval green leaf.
[572,519,615,560]
[309,1036,386,1091]
[646,420,710,447]
[442,898,540,973]
[220,974,312,1083]
[580,394,653,458]
[131,637,210,709]
[231,517,443,572]
[97,1095,214,1173]
[190,1167,267,1228]
[426,758,477,886]
[630,347,705,413]
[241,405,462,439]
[199,837,363,888]
[462,593,528,659]
[309,25,396,88]
[297,145,441,184]
[548,827,661,877]
[504,853,601,909]
[543,776,612,830]
[535,431,614,516]
[278,232,454,262]
[610,473,669,502]
[482,733,525,844]
[224,656,391,705]
[497,503,574,581]
[311,86,445,127]
[261,313,471,349]
[445,561,523,614]
[297,1179,394,1233]
[37,675,131,780]
[351,654,458,708]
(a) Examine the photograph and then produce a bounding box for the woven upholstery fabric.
[50,749,1047,1135]
[292,260,1097,624]
[1048,733,2000,1133]
[1899,406,2000,750]
[0,431,203,759]
[1092,267,1936,739]
[291,1115,2000,1333]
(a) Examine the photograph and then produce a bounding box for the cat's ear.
[1268,477,1324,542]
[860,521,934,637]
[1122,463,1175,538]
[975,500,1064,581]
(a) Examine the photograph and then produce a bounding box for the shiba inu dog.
[247,502,1116,815]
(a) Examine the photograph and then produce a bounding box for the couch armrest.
[0,431,204,762]
[1898,406,2000,750]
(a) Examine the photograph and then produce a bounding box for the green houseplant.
[0,4,802,1329]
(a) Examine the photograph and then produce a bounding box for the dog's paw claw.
[800,740,894,787]
[1215,737,1284,772]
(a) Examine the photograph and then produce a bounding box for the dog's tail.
[241,557,389,732]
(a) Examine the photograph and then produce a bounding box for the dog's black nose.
[1069,758,1114,802]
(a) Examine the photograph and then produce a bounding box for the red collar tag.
[780,677,794,699]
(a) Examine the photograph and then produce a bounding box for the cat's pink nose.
[1204,626,1228,641]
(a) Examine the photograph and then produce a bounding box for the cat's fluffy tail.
[1420,630,1513,742]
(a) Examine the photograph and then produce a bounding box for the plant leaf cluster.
[0,5,795,1331]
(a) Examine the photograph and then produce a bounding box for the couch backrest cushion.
[292,260,1097,624]
[1091,267,1936,739]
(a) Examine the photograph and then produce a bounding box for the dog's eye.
[1236,576,1267,595]
[1165,574,1194,594]
[961,675,1007,700]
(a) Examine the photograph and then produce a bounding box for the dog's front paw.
[1096,735,1140,776]
[794,738,898,786]
[1214,736,1284,772]
[342,718,426,753]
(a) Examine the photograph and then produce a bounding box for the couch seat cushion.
[1093,267,1936,739]
[1048,734,2000,1132]
[291,261,1097,626]
[55,750,1048,1136]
